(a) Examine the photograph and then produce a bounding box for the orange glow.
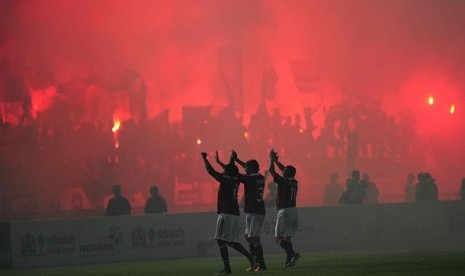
[428,96,434,105]
[196,138,202,145]
[450,104,455,114]
[112,119,121,148]
[112,120,121,133]
[244,131,249,139]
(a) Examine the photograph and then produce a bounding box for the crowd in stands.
[0,85,462,219]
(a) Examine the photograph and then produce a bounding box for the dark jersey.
[273,174,298,210]
[204,161,240,216]
[237,173,266,215]
[144,196,167,214]
[105,196,131,216]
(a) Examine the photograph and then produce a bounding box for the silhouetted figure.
[144,185,167,214]
[339,170,367,204]
[200,152,254,275]
[269,149,300,267]
[323,173,344,205]
[415,173,438,201]
[459,179,465,201]
[264,180,277,208]
[339,179,356,204]
[105,184,131,216]
[415,173,426,201]
[363,173,379,204]
[424,173,438,201]
[404,173,415,202]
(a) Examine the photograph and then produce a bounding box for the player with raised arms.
[201,152,255,275]
[216,150,267,271]
[269,149,300,267]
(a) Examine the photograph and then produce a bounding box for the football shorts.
[214,213,241,242]
[275,207,298,237]
[244,213,265,237]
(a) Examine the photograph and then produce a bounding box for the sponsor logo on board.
[19,233,76,256]
[130,226,185,248]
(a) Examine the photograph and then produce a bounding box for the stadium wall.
[4,200,465,268]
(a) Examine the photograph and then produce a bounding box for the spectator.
[415,173,438,201]
[264,181,277,208]
[144,185,168,214]
[459,178,465,200]
[404,173,415,202]
[351,170,367,204]
[363,173,379,204]
[339,179,355,204]
[339,170,367,204]
[424,173,438,201]
[323,173,344,205]
[105,184,131,216]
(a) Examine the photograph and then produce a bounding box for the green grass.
[3,250,465,275]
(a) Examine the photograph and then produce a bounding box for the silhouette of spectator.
[351,170,367,204]
[264,181,277,208]
[323,173,344,205]
[144,185,167,214]
[415,173,426,201]
[339,170,367,204]
[424,173,438,201]
[363,173,379,204]
[105,184,131,216]
[339,179,355,204]
[404,173,415,202]
[415,173,438,201]
[459,179,465,200]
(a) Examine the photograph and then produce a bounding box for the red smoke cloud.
[2,0,465,199]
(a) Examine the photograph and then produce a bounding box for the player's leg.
[284,236,300,267]
[275,209,289,265]
[217,239,232,274]
[227,241,255,266]
[279,208,300,267]
[223,214,255,269]
[275,236,291,265]
[214,214,232,274]
[251,237,267,271]
[249,214,267,271]
[275,208,299,266]
[244,213,256,268]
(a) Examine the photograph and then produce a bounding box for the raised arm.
[201,152,222,180]
[269,149,278,178]
[231,150,246,168]
[215,150,227,169]
[274,151,285,171]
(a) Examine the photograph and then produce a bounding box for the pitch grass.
[3,250,465,276]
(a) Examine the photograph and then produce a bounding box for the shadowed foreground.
[3,250,465,276]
